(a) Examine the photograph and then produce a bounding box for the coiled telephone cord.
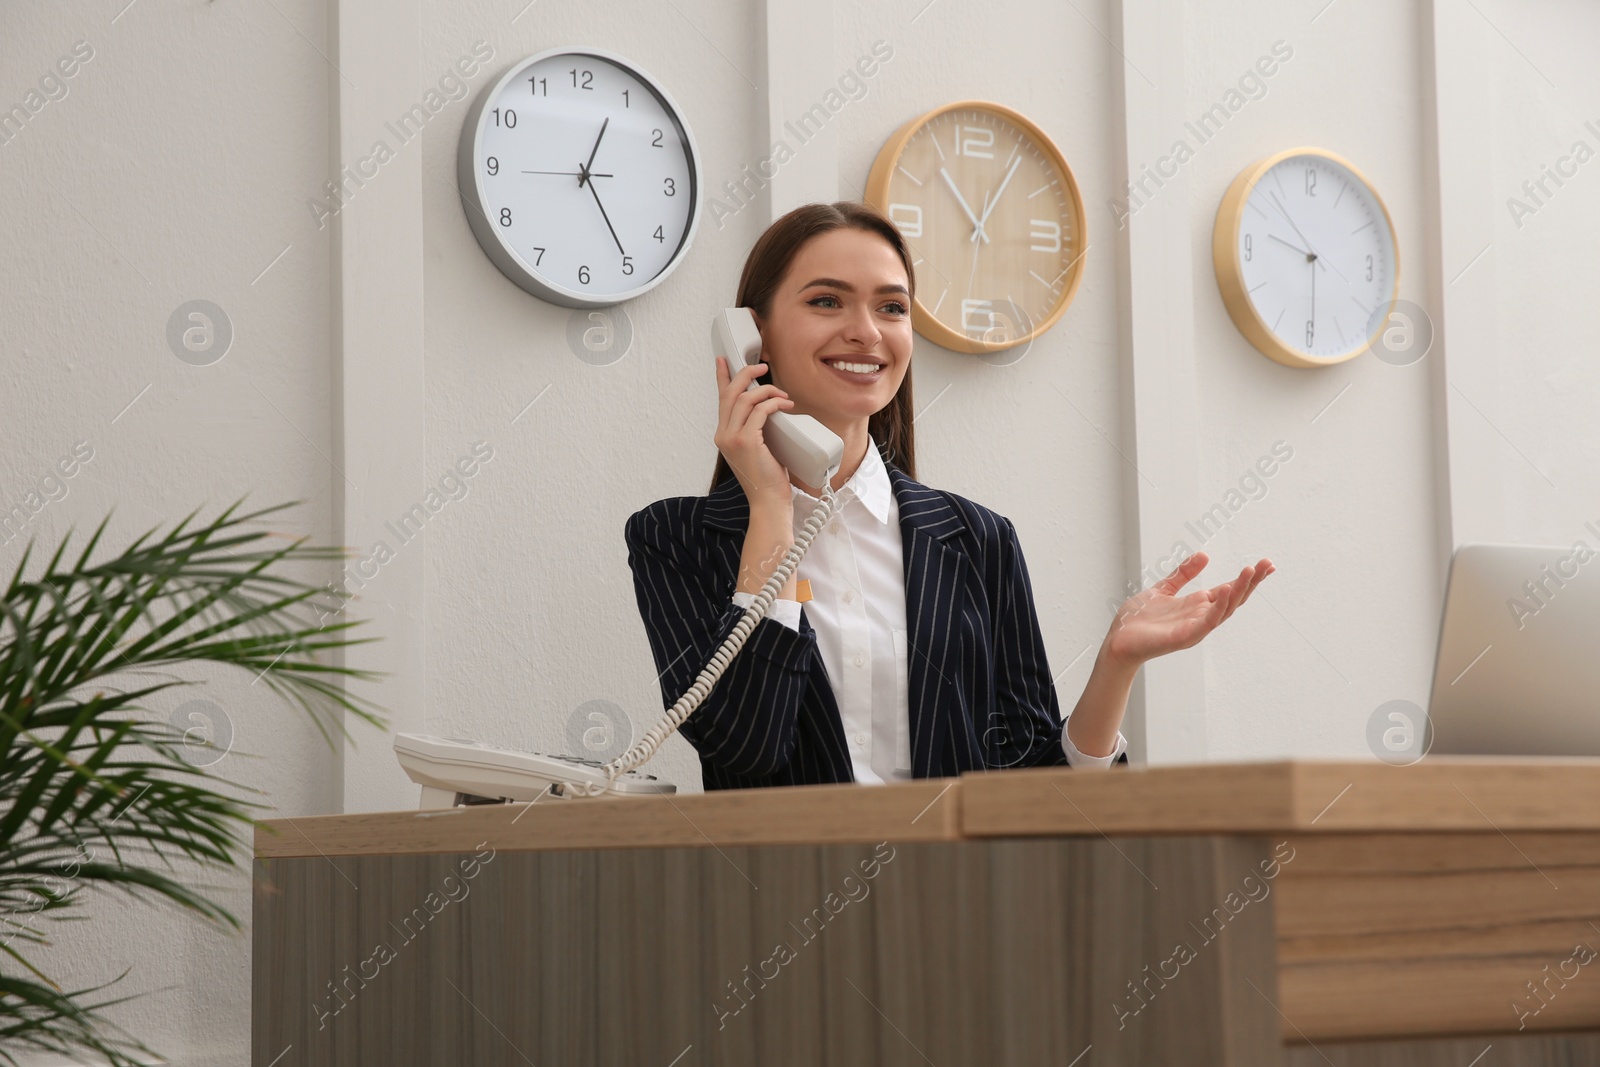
[567,484,841,798]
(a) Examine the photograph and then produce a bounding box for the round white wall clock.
[1212,147,1399,369]
[457,47,703,308]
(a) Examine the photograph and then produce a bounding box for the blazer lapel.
[887,464,975,776]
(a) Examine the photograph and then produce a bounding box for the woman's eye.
[806,295,907,314]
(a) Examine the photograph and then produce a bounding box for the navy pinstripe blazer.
[624,455,1127,791]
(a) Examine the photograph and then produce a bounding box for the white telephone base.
[393,733,676,808]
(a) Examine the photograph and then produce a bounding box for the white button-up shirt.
[731,437,1126,781]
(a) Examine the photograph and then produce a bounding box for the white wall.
[1486,0,1600,530]
[2,2,341,1064]
[1179,0,1440,760]
[1,0,1594,1061]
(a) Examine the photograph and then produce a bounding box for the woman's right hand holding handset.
[715,355,799,599]
[714,356,797,512]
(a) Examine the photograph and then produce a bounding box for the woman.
[625,201,1273,791]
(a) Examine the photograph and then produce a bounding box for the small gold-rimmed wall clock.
[865,101,1086,354]
[1212,147,1399,369]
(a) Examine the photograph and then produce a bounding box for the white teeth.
[826,359,881,375]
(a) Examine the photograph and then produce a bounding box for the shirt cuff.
[1062,723,1127,768]
[731,590,803,632]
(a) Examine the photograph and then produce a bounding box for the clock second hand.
[964,188,989,303]
[1271,230,1320,334]
[1309,252,1316,337]
[523,169,614,180]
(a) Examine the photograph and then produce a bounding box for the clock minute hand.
[584,166,626,256]
[940,167,991,245]
[972,154,1023,243]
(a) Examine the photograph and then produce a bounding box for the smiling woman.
[712,201,919,496]
[623,200,1272,792]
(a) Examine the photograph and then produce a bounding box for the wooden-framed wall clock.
[457,47,703,309]
[865,100,1087,354]
[1212,146,1399,369]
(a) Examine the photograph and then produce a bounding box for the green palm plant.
[0,499,387,1065]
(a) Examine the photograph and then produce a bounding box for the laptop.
[1426,542,1600,756]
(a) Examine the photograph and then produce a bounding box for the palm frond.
[0,498,390,1064]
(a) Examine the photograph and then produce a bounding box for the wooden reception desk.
[254,759,1600,1065]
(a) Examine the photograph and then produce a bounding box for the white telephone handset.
[394,310,848,803]
[711,307,844,490]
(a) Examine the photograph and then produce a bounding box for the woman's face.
[752,227,913,432]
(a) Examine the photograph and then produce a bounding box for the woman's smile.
[821,356,887,382]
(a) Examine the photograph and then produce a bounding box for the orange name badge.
[794,579,812,603]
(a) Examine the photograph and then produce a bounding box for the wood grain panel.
[962,761,1302,836]
[960,759,1600,837]
[1284,959,1598,1038]
[1275,833,1600,1042]
[256,760,1600,861]
[1277,831,1600,873]
[253,837,1285,1066]
[254,778,961,858]
[1282,868,1598,937]
[1286,1033,1600,1066]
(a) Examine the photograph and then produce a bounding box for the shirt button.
[854,652,864,667]
[855,733,868,745]
[829,522,840,533]
[843,591,853,603]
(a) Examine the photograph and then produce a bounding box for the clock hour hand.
[1265,190,1326,269]
[1267,232,1314,261]
[940,167,991,245]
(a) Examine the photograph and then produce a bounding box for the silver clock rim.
[456,45,704,309]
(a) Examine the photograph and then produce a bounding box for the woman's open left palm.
[1105,552,1275,665]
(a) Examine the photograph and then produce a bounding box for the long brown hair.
[708,201,918,493]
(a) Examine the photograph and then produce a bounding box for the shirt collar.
[791,435,892,526]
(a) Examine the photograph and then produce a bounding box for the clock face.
[458,49,701,308]
[1227,152,1398,364]
[867,103,1086,354]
